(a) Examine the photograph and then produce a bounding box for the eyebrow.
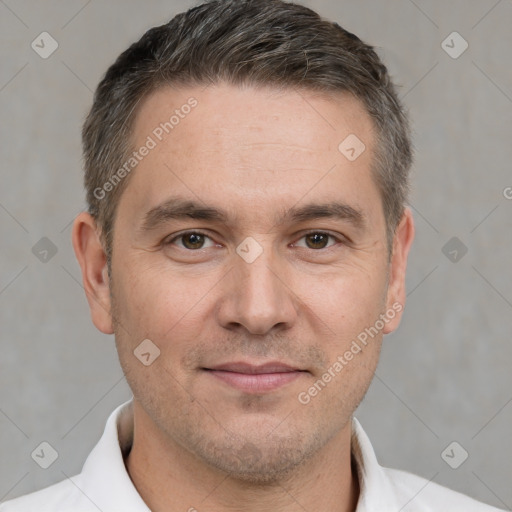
[138,197,366,234]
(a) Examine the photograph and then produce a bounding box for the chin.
[195,431,321,485]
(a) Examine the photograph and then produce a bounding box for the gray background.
[1,0,511,508]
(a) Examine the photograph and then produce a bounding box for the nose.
[216,245,298,336]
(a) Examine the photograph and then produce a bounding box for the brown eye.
[304,232,331,249]
[166,231,215,250]
[181,232,205,249]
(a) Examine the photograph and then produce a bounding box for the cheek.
[112,263,217,365]
[304,267,388,339]
[113,262,181,327]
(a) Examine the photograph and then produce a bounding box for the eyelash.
[164,230,344,251]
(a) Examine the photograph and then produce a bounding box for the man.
[1,0,505,510]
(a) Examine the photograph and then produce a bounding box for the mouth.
[202,361,308,393]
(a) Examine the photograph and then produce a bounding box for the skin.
[72,82,414,512]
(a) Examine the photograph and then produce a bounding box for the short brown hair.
[82,0,413,268]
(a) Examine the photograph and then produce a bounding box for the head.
[82,0,412,270]
[73,0,414,484]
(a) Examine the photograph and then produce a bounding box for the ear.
[71,212,114,334]
[382,207,415,334]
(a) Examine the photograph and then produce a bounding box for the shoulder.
[383,466,506,512]
[351,417,505,512]
[0,474,92,512]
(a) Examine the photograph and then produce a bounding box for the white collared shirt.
[0,399,505,511]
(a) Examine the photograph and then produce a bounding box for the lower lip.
[205,370,303,393]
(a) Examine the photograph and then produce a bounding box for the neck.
[125,401,360,512]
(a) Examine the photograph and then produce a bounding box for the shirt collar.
[351,416,399,511]
[80,399,150,511]
[79,399,397,511]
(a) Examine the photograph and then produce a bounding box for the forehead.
[117,82,381,229]
[133,82,373,155]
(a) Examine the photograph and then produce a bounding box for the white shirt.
[0,399,505,512]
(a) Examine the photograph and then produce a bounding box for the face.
[75,82,413,483]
